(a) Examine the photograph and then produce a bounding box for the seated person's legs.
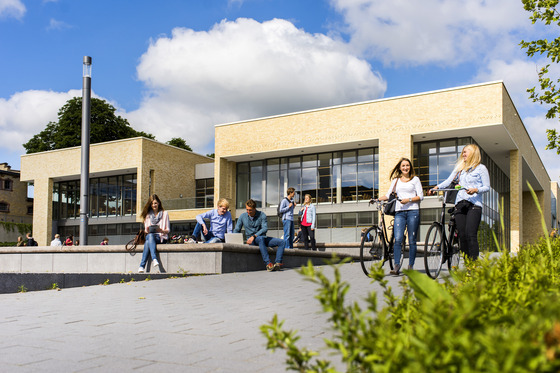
[254,236,272,265]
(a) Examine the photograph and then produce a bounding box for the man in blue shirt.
[234,199,285,271]
[188,198,233,243]
[278,187,297,249]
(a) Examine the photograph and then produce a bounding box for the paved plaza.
[0,261,420,372]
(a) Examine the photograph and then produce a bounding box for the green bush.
[262,238,560,372]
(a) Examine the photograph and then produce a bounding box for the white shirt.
[50,238,62,246]
[385,176,424,212]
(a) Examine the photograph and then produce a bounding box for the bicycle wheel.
[447,226,461,271]
[424,222,444,279]
[360,226,386,276]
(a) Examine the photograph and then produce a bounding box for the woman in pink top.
[299,194,317,251]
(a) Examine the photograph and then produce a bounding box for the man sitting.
[188,198,233,243]
[234,199,285,271]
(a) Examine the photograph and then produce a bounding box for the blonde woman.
[299,194,317,251]
[138,194,170,273]
[430,144,490,260]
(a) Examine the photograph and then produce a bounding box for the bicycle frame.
[424,187,463,278]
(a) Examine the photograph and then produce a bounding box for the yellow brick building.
[19,82,559,251]
[214,81,558,250]
[20,138,213,245]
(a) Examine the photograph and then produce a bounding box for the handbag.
[445,171,461,204]
[383,180,398,216]
[125,229,146,253]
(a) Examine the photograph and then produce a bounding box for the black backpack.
[277,197,289,217]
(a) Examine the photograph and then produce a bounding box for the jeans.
[393,209,420,268]
[252,236,285,265]
[192,223,224,243]
[301,225,316,251]
[140,233,166,268]
[454,204,482,260]
[282,219,294,249]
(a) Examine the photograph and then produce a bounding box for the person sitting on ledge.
[233,199,285,272]
[187,198,232,243]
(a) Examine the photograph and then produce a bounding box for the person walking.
[299,194,317,251]
[278,187,297,249]
[138,194,170,273]
[50,234,62,246]
[378,157,423,275]
[429,144,490,260]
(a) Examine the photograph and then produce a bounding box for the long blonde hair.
[456,144,482,172]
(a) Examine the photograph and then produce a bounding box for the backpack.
[277,197,289,217]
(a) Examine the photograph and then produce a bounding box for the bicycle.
[360,199,407,277]
[423,188,463,279]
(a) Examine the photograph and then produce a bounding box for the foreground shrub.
[262,239,560,372]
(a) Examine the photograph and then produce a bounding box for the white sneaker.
[186,238,196,244]
[153,260,159,268]
[138,267,145,273]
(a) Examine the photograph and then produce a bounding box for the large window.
[53,173,137,220]
[236,148,378,208]
[196,178,214,208]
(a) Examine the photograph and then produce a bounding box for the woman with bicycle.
[429,144,490,260]
[378,157,423,275]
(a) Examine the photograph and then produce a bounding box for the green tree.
[23,97,154,153]
[521,0,560,153]
[166,137,192,151]
[206,153,215,158]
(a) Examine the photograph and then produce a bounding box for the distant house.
[0,163,33,242]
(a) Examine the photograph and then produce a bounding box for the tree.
[23,97,154,153]
[521,0,560,153]
[166,137,192,151]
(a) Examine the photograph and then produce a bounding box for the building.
[0,163,33,242]
[20,137,214,245]
[214,81,558,250]
[19,81,559,250]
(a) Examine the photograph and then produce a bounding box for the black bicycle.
[360,199,406,277]
[424,188,463,279]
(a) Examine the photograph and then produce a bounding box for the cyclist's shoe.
[407,265,413,270]
[266,263,275,272]
[273,263,284,271]
[389,265,401,276]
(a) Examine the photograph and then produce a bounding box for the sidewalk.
[0,260,424,372]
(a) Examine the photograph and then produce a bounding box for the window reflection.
[53,173,137,220]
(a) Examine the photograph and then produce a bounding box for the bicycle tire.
[424,222,444,279]
[447,226,461,271]
[360,226,386,277]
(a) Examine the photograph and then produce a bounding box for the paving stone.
[0,261,418,371]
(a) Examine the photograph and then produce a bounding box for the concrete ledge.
[0,243,360,275]
[0,273,182,294]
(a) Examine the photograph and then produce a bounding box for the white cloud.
[0,89,81,152]
[329,0,529,66]
[0,0,25,19]
[131,18,386,154]
[47,18,72,31]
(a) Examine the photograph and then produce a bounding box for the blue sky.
[1,0,559,182]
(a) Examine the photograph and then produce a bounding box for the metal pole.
[79,56,92,245]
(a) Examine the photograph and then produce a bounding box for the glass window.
[250,161,263,207]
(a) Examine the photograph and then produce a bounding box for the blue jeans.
[192,223,224,243]
[393,209,420,268]
[252,236,285,265]
[282,219,294,249]
[140,233,165,267]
